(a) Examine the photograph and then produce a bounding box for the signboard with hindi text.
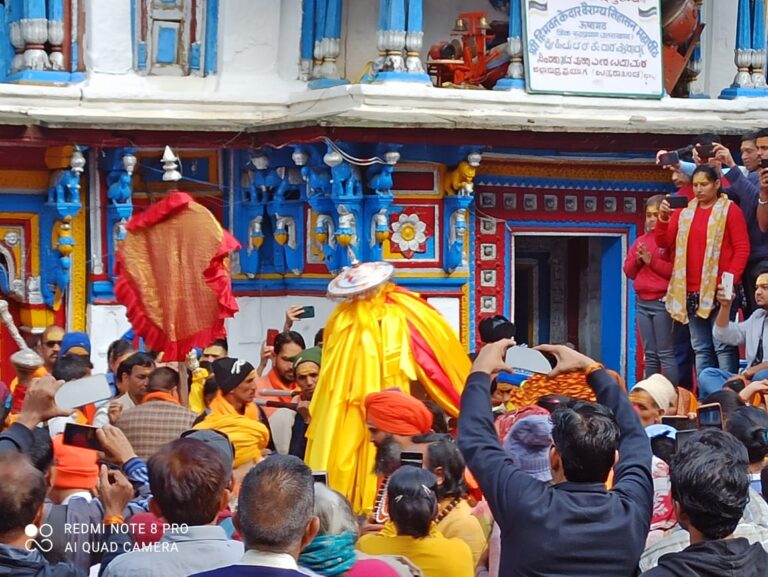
[523,1,663,98]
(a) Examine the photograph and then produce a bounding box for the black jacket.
[0,544,85,577]
[458,369,654,577]
[642,537,768,577]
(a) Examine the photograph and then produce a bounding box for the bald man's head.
[0,453,47,539]
[38,325,65,370]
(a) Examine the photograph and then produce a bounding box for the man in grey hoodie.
[642,429,768,577]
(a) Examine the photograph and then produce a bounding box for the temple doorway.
[511,232,627,374]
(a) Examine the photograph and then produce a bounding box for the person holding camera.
[656,165,750,381]
[457,340,652,577]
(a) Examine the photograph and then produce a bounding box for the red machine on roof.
[427,12,509,89]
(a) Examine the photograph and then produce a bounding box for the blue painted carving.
[247,151,282,203]
[294,145,331,198]
[237,149,307,277]
[43,146,86,308]
[102,148,136,287]
[238,151,268,276]
[266,199,305,276]
[363,194,394,262]
[444,195,473,273]
[324,145,363,199]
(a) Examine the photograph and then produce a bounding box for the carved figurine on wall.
[293,146,331,198]
[336,205,357,248]
[367,150,400,195]
[325,148,363,199]
[446,208,468,272]
[443,151,482,196]
[248,152,282,204]
[49,169,82,204]
[371,208,390,245]
[274,214,297,249]
[249,216,265,253]
[108,172,133,205]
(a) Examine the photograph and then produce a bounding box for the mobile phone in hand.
[658,151,679,166]
[63,422,103,451]
[698,144,715,159]
[661,415,697,431]
[675,429,697,452]
[666,195,689,209]
[55,374,112,410]
[761,158,768,169]
[297,306,315,319]
[721,272,734,301]
[266,329,279,347]
[697,403,723,430]
[312,471,328,485]
[400,451,424,468]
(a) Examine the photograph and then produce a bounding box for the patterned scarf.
[665,196,730,324]
[298,532,357,576]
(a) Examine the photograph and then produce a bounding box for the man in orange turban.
[365,389,433,477]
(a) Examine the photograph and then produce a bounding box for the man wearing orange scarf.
[195,357,271,468]
[115,367,197,460]
[254,331,305,417]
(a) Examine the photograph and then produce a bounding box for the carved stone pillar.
[495,0,525,90]
[21,0,50,71]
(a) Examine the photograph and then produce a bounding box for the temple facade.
[0,0,765,381]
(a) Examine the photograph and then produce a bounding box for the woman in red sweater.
[656,165,750,378]
[624,195,678,384]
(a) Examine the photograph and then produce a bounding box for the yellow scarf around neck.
[194,392,270,467]
[665,195,730,324]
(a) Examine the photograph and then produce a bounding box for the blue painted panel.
[204,0,219,75]
[24,0,46,19]
[137,41,148,71]
[156,26,178,64]
[301,0,315,60]
[189,42,200,71]
[47,0,64,21]
[70,41,78,72]
[601,236,623,374]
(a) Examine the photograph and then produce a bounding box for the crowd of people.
[1,133,768,576]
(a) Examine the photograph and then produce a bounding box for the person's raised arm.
[0,376,69,454]
[535,345,652,506]
[654,198,678,249]
[457,339,547,519]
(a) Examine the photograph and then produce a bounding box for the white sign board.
[524,1,663,98]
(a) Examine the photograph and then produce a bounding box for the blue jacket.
[458,369,653,577]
